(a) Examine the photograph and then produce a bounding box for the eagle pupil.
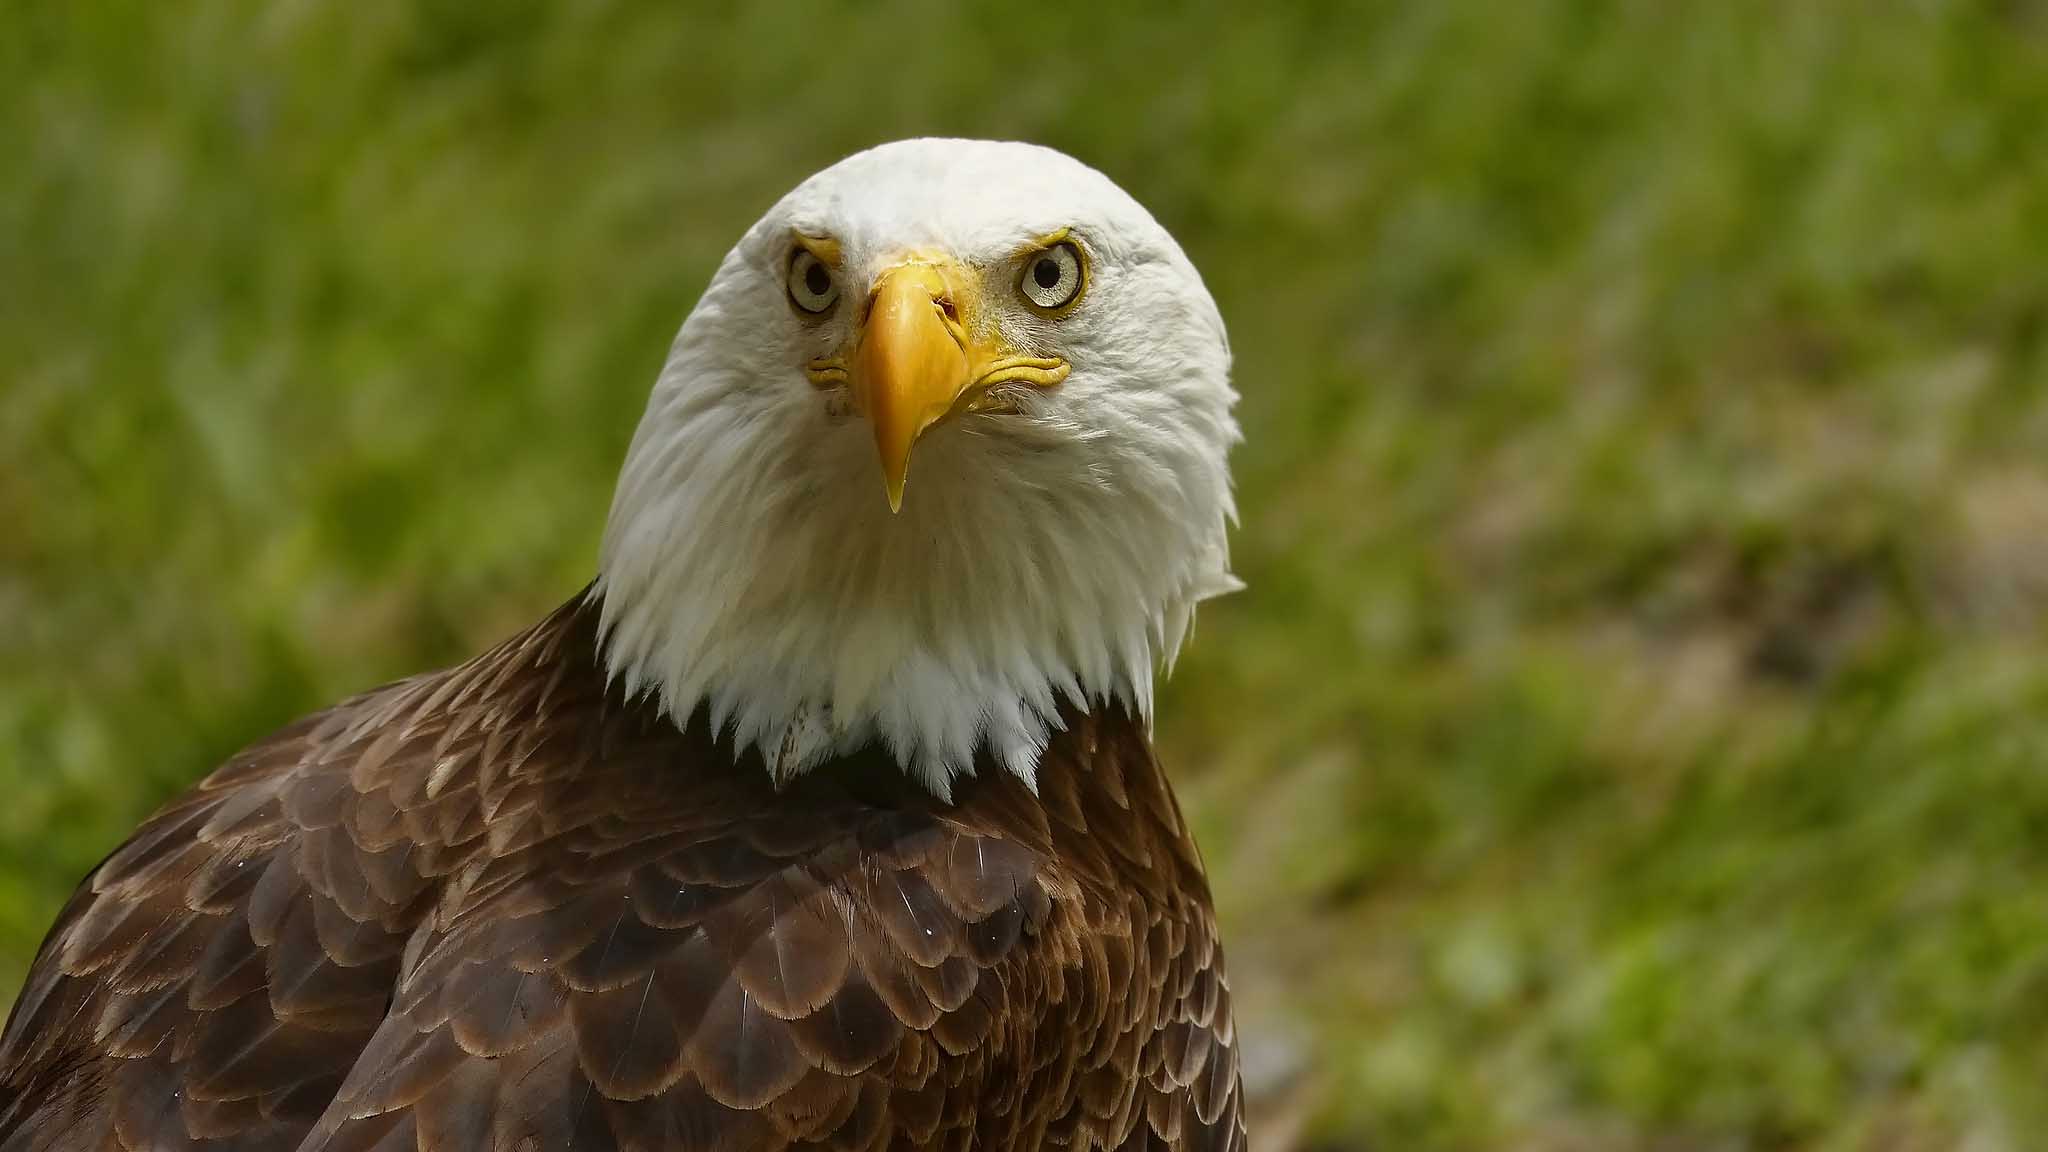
[1034,258,1061,290]
[804,262,832,297]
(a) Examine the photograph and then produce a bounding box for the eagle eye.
[1020,241,1084,311]
[788,249,839,314]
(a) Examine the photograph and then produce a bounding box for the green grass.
[5,2,2048,1148]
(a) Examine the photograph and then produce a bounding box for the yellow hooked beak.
[858,261,968,512]
[829,256,1069,512]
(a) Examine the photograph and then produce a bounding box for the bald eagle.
[0,139,1246,1152]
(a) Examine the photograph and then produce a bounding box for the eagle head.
[595,139,1239,797]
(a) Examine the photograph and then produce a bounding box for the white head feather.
[595,138,1239,797]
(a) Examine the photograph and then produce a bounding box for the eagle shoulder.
[0,601,595,1149]
[0,672,450,1148]
[0,602,1245,1152]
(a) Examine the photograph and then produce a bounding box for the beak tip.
[882,463,908,513]
[877,425,916,514]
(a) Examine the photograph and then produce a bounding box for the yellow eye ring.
[1019,240,1085,312]
[788,248,839,314]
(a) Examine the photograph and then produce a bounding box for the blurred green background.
[6,2,2048,1148]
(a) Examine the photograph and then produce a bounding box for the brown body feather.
[0,596,1244,1152]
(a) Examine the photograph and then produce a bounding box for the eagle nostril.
[936,295,958,323]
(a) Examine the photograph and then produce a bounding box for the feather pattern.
[0,596,1243,1152]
